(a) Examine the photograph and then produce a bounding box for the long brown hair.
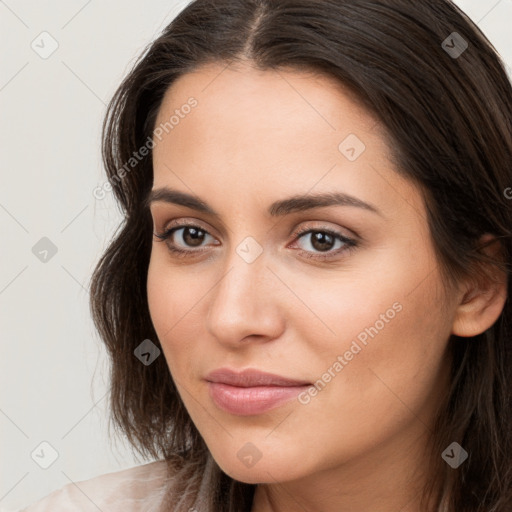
[89,1,512,510]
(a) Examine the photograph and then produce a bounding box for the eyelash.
[153,222,358,262]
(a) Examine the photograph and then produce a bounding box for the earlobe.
[451,235,508,338]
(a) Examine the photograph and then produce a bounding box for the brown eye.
[175,226,207,247]
[292,227,358,261]
[305,231,336,252]
[154,223,217,256]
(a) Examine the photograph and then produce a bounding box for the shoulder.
[17,460,169,512]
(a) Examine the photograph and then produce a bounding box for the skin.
[146,61,507,512]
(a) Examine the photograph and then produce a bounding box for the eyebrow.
[145,187,383,218]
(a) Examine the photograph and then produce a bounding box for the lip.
[205,368,311,387]
[205,368,312,416]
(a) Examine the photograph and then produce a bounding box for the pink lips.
[205,368,312,416]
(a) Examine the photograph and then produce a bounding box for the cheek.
[295,241,450,411]
[146,256,201,373]
[302,261,451,438]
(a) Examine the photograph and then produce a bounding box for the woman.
[17,0,512,511]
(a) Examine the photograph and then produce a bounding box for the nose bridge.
[218,232,270,299]
[205,239,283,343]
[212,241,270,316]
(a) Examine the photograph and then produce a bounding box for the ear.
[451,234,508,337]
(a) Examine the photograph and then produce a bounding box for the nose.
[205,247,285,348]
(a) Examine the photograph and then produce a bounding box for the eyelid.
[157,217,357,240]
[159,217,220,238]
[290,220,358,241]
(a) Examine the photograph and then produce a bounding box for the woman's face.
[147,62,458,486]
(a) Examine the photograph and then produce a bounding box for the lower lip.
[207,382,311,415]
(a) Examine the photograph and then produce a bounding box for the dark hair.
[89,1,512,510]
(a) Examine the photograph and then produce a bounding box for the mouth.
[205,368,312,416]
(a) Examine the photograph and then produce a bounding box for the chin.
[211,451,308,485]
[218,463,282,485]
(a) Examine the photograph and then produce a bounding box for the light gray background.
[1,0,511,509]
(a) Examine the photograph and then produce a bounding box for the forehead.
[154,61,380,140]
[150,62,423,221]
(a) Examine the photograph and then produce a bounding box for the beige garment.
[4,460,170,512]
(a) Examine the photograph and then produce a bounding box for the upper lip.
[205,368,311,387]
